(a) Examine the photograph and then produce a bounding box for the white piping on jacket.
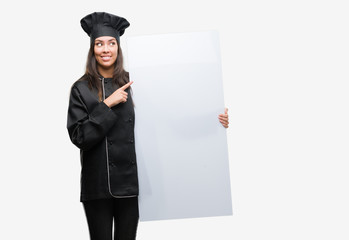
[101,77,136,199]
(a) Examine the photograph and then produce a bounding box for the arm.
[67,86,118,151]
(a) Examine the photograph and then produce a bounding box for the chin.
[101,63,114,68]
[97,60,116,69]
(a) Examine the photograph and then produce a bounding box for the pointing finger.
[120,81,133,90]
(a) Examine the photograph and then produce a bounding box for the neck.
[98,66,114,78]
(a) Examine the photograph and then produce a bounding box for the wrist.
[103,98,112,108]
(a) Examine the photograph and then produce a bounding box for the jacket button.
[108,141,113,145]
[130,139,134,143]
[109,162,115,167]
[128,118,132,122]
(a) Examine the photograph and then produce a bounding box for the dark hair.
[78,40,130,101]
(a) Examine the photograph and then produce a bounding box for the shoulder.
[70,75,89,92]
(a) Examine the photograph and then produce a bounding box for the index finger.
[120,81,133,90]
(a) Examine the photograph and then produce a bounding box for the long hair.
[78,40,130,101]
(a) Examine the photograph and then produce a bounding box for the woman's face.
[94,36,118,69]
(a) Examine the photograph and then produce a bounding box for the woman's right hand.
[103,81,133,108]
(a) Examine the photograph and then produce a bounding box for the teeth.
[102,56,111,60]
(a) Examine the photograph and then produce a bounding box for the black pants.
[82,197,139,240]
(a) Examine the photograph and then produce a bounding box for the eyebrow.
[95,39,116,42]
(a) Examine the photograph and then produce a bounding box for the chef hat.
[80,12,130,44]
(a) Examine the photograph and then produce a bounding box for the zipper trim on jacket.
[101,77,137,199]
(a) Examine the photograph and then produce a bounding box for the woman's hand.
[218,108,229,128]
[104,81,133,108]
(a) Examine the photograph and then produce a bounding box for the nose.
[103,44,110,53]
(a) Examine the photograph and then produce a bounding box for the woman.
[67,12,229,240]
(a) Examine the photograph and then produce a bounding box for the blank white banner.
[126,31,232,221]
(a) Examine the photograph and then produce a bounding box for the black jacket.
[67,77,139,202]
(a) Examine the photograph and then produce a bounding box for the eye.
[96,42,102,47]
[109,42,116,46]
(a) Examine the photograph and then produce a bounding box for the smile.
[101,56,112,60]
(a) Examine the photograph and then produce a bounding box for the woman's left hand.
[218,108,229,128]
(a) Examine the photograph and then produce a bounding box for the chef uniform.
[67,12,139,240]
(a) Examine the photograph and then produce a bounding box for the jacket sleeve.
[67,86,118,151]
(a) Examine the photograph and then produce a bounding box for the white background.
[0,0,348,239]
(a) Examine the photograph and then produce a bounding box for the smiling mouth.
[101,56,111,61]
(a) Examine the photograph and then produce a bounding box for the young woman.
[67,12,229,240]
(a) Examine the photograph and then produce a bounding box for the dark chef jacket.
[67,77,139,202]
